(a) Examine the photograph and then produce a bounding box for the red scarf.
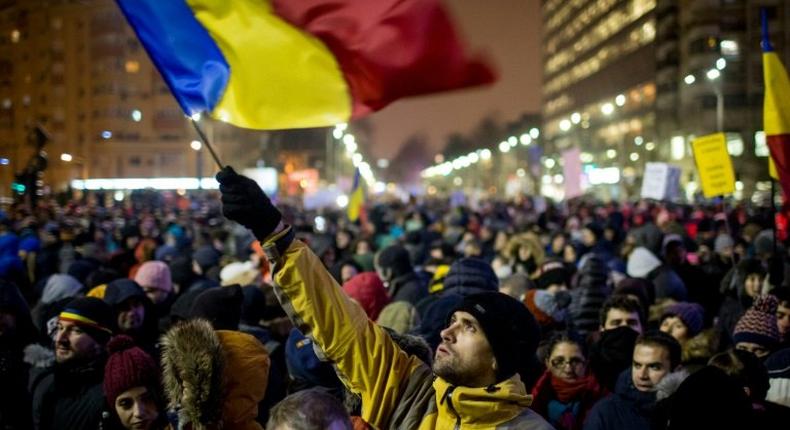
[550,373,597,403]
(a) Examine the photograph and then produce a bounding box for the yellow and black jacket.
[266,229,554,430]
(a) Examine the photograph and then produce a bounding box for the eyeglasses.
[550,357,585,369]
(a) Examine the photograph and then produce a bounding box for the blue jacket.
[583,370,656,430]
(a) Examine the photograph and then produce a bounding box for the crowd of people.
[1,170,790,429]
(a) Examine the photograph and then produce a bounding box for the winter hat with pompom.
[103,335,159,406]
[733,294,780,350]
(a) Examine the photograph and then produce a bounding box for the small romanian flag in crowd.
[115,0,495,130]
[762,12,790,203]
[347,168,364,222]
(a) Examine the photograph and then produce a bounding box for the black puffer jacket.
[30,357,106,430]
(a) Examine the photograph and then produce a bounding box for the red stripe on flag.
[271,0,496,118]
[768,133,790,202]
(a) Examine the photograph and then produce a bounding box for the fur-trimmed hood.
[160,319,269,430]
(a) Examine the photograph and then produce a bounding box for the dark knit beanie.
[59,297,114,344]
[375,245,413,277]
[451,292,539,382]
[536,260,569,289]
[103,335,159,406]
[190,285,243,330]
[442,258,499,294]
[662,302,705,338]
[733,294,780,349]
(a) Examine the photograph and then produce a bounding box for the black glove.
[216,166,282,240]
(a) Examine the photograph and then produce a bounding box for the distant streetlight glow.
[615,94,626,106]
[706,69,721,80]
[606,149,617,159]
[629,152,640,161]
[101,130,112,139]
[544,158,556,168]
[60,153,72,162]
[570,112,581,124]
[559,119,571,131]
[520,134,532,145]
[336,195,349,208]
[716,58,726,70]
[684,74,696,85]
[190,113,202,121]
[601,103,615,115]
[190,140,202,151]
[480,149,492,160]
[498,141,510,153]
[131,109,142,122]
[529,128,540,139]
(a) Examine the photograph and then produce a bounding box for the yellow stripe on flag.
[347,185,364,222]
[764,51,790,179]
[187,0,352,129]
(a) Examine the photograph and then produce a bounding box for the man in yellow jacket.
[217,167,554,430]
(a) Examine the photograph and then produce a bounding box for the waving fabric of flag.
[762,14,790,202]
[115,0,496,130]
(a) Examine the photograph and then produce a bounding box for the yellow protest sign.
[691,133,736,198]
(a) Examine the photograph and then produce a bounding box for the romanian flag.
[763,12,790,202]
[115,0,495,130]
[347,168,364,222]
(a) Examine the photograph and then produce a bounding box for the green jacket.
[267,232,553,430]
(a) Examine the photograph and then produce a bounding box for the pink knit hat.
[134,261,173,293]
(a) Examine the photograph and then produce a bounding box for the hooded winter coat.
[583,370,656,430]
[0,281,35,430]
[161,319,270,430]
[264,229,553,429]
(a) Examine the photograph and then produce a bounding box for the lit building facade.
[0,0,336,196]
[541,0,790,200]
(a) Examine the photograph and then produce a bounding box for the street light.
[191,140,203,189]
[684,74,696,85]
[706,69,721,80]
[716,58,726,70]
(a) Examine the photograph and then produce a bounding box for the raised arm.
[216,167,426,427]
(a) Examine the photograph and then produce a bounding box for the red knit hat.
[342,272,390,320]
[103,335,160,406]
[733,294,780,349]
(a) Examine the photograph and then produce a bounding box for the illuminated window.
[124,60,140,73]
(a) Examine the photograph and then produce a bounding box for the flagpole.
[190,118,224,170]
[772,179,778,256]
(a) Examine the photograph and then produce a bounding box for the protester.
[599,295,644,334]
[583,331,682,430]
[31,297,114,430]
[733,294,781,359]
[102,335,170,430]
[216,168,552,428]
[266,388,352,430]
[160,318,270,429]
[531,332,605,430]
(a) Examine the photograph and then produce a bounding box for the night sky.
[365,0,542,162]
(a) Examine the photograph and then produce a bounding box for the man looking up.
[216,167,553,429]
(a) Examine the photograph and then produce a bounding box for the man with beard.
[216,167,553,429]
[30,297,114,430]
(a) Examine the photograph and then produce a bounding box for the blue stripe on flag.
[115,0,230,115]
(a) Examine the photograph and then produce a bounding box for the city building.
[540,0,790,201]
[0,0,344,198]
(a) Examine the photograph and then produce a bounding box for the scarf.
[550,373,596,403]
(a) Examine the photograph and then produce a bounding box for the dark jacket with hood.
[583,369,656,430]
[0,280,35,430]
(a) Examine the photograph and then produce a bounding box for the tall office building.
[541,0,790,199]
